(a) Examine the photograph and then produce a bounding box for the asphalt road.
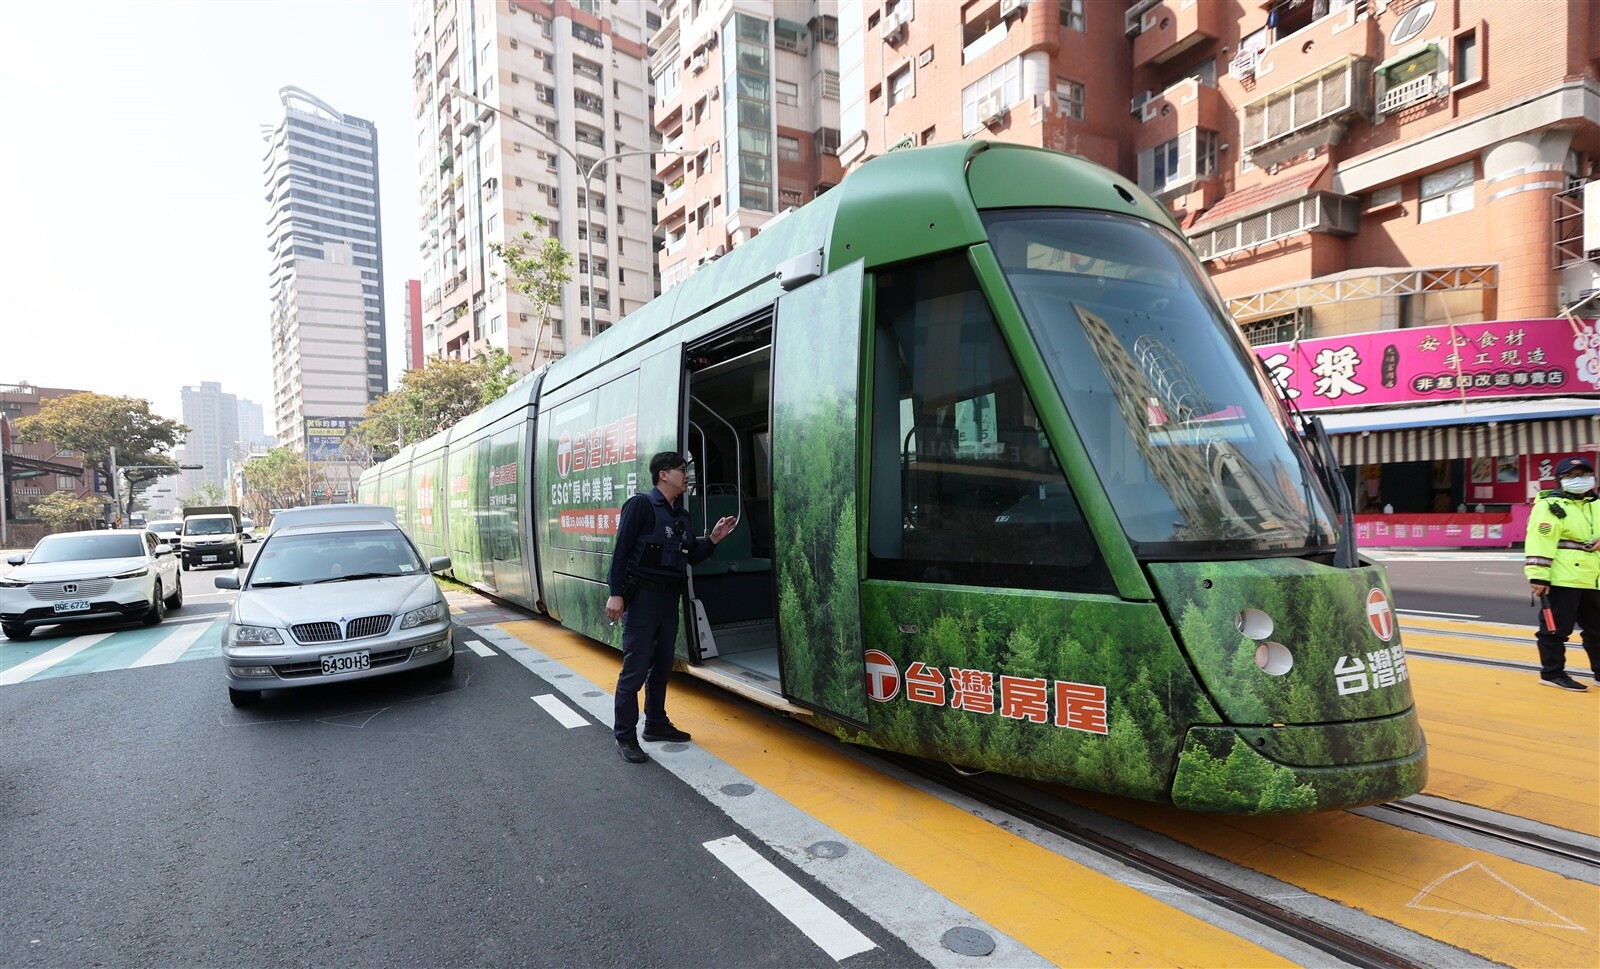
[1376,554,1539,627]
[0,549,922,969]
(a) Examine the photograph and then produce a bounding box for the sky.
[0,0,418,425]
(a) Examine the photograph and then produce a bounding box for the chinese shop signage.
[1256,318,1600,411]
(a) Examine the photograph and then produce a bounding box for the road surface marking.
[129,622,214,667]
[461,636,496,657]
[703,835,876,962]
[1398,609,1479,619]
[0,633,114,685]
[531,693,589,728]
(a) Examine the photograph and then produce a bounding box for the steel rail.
[1374,801,1600,868]
[883,754,1428,969]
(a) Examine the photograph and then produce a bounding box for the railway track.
[883,754,1435,969]
[1371,799,1600,869]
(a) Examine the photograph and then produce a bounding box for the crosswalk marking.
[531,693,590,728]
[129,622,215,668]
[703,835,876,961]
[0,633,115,686]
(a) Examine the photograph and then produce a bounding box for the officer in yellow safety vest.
[1524,455,1600,692]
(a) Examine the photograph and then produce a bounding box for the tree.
[30,491,105,531]
[488,213,572,366]
[355,349,518,459]
[14,393,186,471]
[182,484,227,509]
[239,448,325,517]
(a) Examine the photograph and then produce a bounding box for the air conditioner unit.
[519,313,529,322]
[880,12,907,43]
[976,92,1006,126]
[1129,90,1154,116]
[1000,0,1028,19]
[691,51,709,73]
[1229,48,1259,80]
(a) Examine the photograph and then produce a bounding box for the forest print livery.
[361,142,1426,814]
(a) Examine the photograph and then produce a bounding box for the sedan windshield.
[29,534,146,563]
[247,529,423,587]
[983,209,1336,558]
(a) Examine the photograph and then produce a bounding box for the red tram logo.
[556,433,573,479]
[1366,588,1394,642]
[864,649,900,702]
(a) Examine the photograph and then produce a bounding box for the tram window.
[867,253,1114,593]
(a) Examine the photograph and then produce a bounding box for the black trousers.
[614,587,683,742]
[1535,584,1600,679]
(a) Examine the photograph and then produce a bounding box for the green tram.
[361,142,1425,814]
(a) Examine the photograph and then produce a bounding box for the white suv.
[0,529,183,640]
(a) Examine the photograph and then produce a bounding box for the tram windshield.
[983,209,1337,558]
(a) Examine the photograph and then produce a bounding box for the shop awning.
[1319,398,1599,465]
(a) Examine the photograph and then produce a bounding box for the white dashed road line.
[531,693,590,728]
[459,635,496,657]
[703,835,876,962]
[0,633,114,685]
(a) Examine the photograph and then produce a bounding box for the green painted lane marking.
[0,620,222,684]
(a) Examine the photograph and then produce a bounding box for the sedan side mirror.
[214,574,240,590]
[428,556,452,573]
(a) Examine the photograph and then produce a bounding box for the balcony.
[1253,4,1377,88]
[1241,55,1371,168]
[1132,0,1223,70]
[1134,78,1224,152]
[1553,184,1599,270]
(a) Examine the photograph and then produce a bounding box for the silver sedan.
[215,521,453,706]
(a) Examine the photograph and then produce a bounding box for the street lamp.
[450,87,692,339]
[108,447,201,527]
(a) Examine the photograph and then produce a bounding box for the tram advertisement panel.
[543,370,642,552]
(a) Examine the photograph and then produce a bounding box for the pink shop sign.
[1255,318,1600,411]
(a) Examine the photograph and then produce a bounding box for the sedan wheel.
[143,581,167,625]
[228,687,261,707]
[2,621,31,641]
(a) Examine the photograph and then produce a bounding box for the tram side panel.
[408,444,449,566]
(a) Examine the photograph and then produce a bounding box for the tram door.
[768,261,870,725]
[682,312,781,688]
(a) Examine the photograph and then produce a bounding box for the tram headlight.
[1235,609,1274,640]
[1254,641,1294,676]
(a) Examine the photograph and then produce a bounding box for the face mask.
[1563,475,1595,494]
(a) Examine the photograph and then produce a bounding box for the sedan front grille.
[289,615,394,645]
[29,578,114,601]
[291,621,342,644]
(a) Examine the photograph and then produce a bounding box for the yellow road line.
[499,619,1294,968]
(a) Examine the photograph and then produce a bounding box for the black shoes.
[1540,674,1589,692]
[616,738,650,763]
[642,723,692,743]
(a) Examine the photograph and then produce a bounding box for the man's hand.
[1530,582,1550,596]
[606,595,624,622]
[710,516,738,545]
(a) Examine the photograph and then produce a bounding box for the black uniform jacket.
[607,487,718,596]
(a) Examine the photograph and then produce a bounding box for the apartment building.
[176,381,241,499]
[269,243,371,453]
[262,86,388,402]
[413,0,663,369]
[649,1,846,290]
[0,383,101,543]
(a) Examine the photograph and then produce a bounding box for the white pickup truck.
[180,504,244,570]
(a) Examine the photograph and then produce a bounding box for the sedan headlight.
[111,567,151,579]
[229,624,284,646]
[400,602,446,629]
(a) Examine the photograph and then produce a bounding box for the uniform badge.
[1538,522,1553,534]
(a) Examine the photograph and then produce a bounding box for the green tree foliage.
[29,491,105,531]
[239,449,325,519]
[14,392,185,473]
[355,349,518,459]
[488,213,572,364]
[181,483,227,509]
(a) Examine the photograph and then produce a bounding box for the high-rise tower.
[263,86,388,403]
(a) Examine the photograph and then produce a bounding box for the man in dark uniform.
[606,451,737,763]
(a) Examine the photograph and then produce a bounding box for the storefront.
[1257,317,1600,547]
